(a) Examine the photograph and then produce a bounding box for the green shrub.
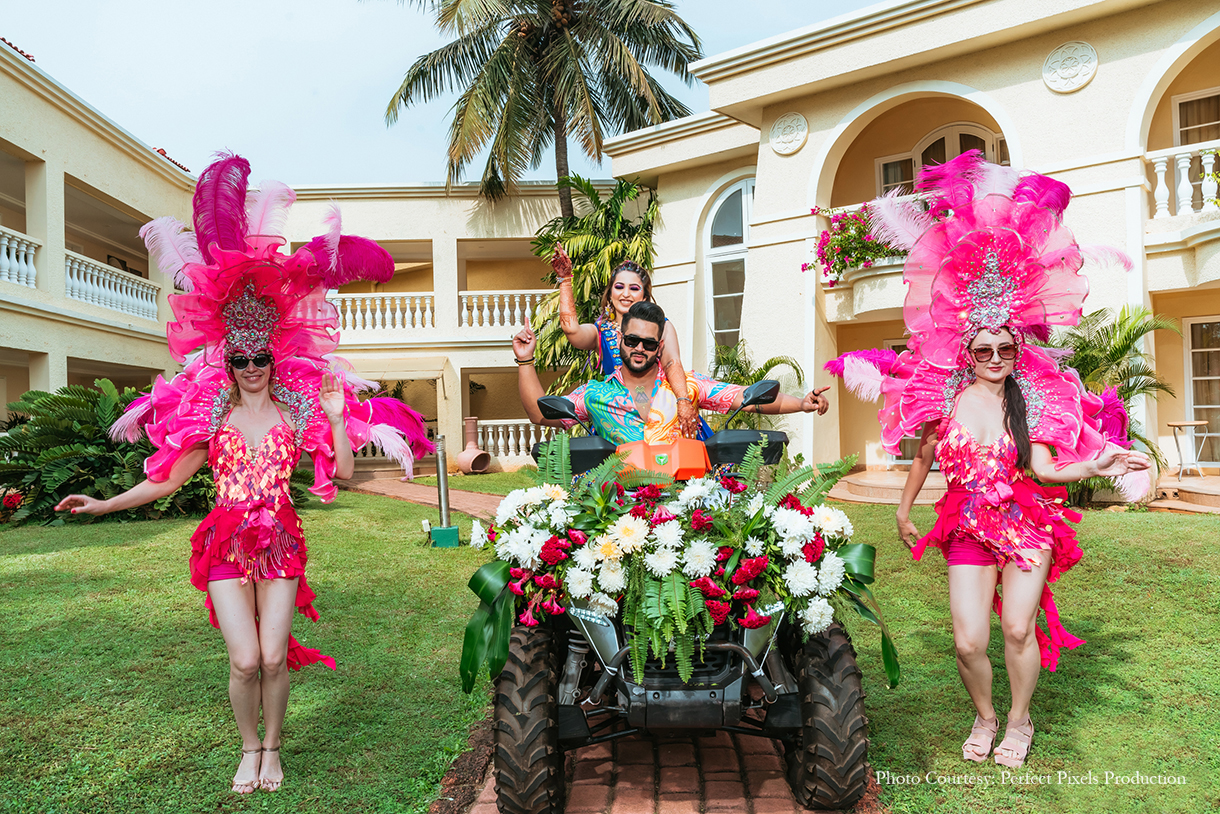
[0,379,216,526]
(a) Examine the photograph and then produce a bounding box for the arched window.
[875,122,1008,195]
[705,179,754,352]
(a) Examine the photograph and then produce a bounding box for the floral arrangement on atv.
[459,436,900,693]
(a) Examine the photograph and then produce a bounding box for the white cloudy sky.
[5,0,881,185]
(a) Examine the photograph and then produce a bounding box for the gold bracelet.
[515,357,535,366]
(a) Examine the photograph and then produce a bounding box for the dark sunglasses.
[228,353,273,369]
[971,344,1018,363]
[622,334,660,352]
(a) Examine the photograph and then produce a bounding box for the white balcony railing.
[356,420,437,460]
[332,292,435,332]
[1146,138,1220,219]
[459,289,549,328]
[64,250,159,319]
[0,225,40,288]
[477,419,553,459]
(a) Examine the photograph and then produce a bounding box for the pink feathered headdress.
[115,152,432,499]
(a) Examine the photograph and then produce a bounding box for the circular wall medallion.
[769,112,808,155]
[1042,41,1098,93]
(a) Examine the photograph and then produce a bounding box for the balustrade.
[64,251,159,319]
[330,292,435,332]
[357,420,437,459]
[477,419,552,459]
[459,290,549,328]
[1147,139,1220,219]
[0,225,40,288]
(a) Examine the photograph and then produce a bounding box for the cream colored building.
[605,0,1220,475]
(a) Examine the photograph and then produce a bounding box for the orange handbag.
[616,438,710,481]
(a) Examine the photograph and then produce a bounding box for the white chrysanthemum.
[494,489,529,526]
[702,486,732,511]
[609,514,650,553]
[817,551,846,595]
[541,483,569,503]
[677,478,715,508]
[771,506,815,544]
[744,536,766,556]
[506,526,548,569]
[800,597,835,635]
[470,519,487,550]
[598,560,626,593]
[571,544,597,570]
[783,560,820,597]
[651,520,685,549]
[779,536,807,559]
[830,507,854,538]
[745,492,767,517]
[587,592,619,619]
[644,547,680,577]
[547,503,576,531]
[566,568,595,599]
[809,505,845,538]
[682,539,718,578]
[592,535,621,562]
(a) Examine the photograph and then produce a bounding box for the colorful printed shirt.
[563,365,744,444]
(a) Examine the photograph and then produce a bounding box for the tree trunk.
[554,112,573,219]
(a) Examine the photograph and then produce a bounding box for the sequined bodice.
[210,422,299,511]
[936,418,1019,490]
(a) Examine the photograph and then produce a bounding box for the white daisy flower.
[644,547,679,577]
[571,544,597,570]
[598,560,626,593]
[783,560,820,597]
[744,536,767,556]
[566,568,595,599]
[651,520,685,549]
[817,551,846,595]
[587,592,619,619]
[609,514,650,554]
[681,539,718,578]
[800,597,835,635]
[745,492,767,517]
[470,519,487,550]
[591,535,622,562]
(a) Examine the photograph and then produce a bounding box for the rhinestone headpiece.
[222,284,279,356]
[966,250,1017,332]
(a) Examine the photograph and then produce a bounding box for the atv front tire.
[493,625,565,814]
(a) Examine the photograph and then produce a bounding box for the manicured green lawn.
[0,493,491,814]
[840,502,1220,814]
[2,493,1216,814]
[413,467,538,496]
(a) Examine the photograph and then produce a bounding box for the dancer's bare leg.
[209,578,262,793]
[1000,551,1051,722]
[255,577,298,791]
[948,564,999,720]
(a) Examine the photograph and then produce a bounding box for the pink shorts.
[945,530,1000,568]
[207,560,245,582]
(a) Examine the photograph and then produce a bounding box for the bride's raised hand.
[551,243,573,280]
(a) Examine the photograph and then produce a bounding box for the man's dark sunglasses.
[971,345,1018,363]
[622,334,660,352]
[228,354,273,369]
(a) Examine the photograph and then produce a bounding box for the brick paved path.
[344,478,500,520]
[466,730,849,814]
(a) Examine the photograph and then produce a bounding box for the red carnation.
[630,504,649,519]
[732,587,759,601]
[634,484,663,501]
[705,600,731,626]
[738,604,773,629]
[779,493,802,510]
[716,546,735,562]
[568,529,587,546]
[719,476,746,494]
[715,566,725,577]
[731,555,769,585]
[691,510,714,531]
[1,493,18,509]
[802,536,825,564]
[539,540,569,566]
[690,577,727,599]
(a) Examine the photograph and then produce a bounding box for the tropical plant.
[1046,305,1179,503]
[0,380,216,526]
[706,340,806,431]
[385,0,702,217]
[529,176,659,394]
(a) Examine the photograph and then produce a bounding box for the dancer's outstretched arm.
[55,445,209,516]
[896,420,939,549]
[1030,443,1151,482]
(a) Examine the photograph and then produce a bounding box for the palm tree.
[706,341,806,431]
[385,0,702,217]
[529,175,658,393]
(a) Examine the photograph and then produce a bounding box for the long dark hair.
[1003,376,1031,470]
[599,261,653,317]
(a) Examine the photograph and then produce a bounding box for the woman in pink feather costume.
[54,154,433,795]
[829,151,1152,770]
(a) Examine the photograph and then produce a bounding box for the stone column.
[436,360,465,473]
[28,351,67,391]
[431,236,459,331]
[25,159,65,297]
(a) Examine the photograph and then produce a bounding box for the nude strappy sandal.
[259,745,283,792]
[994,715,1034,768]
[231,747,262,794]
[962,714,999,762]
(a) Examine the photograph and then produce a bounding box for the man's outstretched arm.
[514,321,569,428]
[726,385,831,416]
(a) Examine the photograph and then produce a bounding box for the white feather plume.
[245,179,297,239]
[842,355,887,402]
[973,163,1019,200]
[867,188,934,251]
[1080,244,1134,271]
[367,423,416,479]
[324,354,380,393]
[108,396,152,443]
[139,216,201,291]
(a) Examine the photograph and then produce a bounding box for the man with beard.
[515,301,829,442]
